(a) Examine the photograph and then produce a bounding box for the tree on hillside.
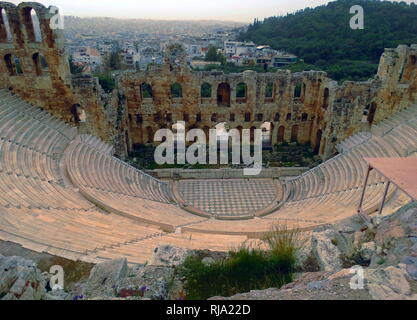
[109,52,122,71]
[238,0,417,81]
[205,46,226,65]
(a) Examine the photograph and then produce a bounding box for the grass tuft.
[179,224,305,300]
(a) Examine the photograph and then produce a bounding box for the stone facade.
[0,2,115,143]
[118,44,417,159]
[1,2,416,160]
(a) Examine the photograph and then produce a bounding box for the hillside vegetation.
[239,0,417,81]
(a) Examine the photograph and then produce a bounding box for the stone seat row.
[373,104,417,136]
[0,107,71,157]
[77,186,206,232]
[0,171,95,210]
[0,140,60,183]
[179,182,389,237]
[337,132,371,153]
[78,134,114,155]
[65,140,173,203]
[90,232,249,265]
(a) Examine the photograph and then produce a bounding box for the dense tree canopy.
[205,46,226,64]
[239,0,417,81]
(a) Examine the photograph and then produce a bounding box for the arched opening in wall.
[256,113,263,122]
[217,83,231,107]
[277,126,285,143]
[274,113,280,122]
[140,83,153,99]
[22,8,42,43]
[301,113,308,121]
[291,125,299,143]
[401,55,417,82]
[171,83,182,98]
[145,126,154,144]
[244,112,251,122]
[0,8,13,42]
[236,82,247,103]
[286,113,292,121]
[201,82,212,98]
[294,82,302,99]
[261,122,273,147]
[32,53,48,75]
[250,126,257,143]
[229,113,235,122]
[314,129,323,154]
[70,104,86,123]
[367,102,377,126]
[4,54,23,75]
[203,126,210,144]
[136,114,143,125]
[323,88,329,110]
[265,82,274,102]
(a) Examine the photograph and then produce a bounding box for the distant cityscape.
[64,16,298,73]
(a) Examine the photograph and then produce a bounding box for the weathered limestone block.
[0,255,47,300]
[83,258,128,298]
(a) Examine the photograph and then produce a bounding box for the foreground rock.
[211,203,417,300]
[0,255,47,300]
[149,245,190,267]
[209,263,417,300]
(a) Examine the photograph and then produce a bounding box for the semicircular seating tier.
[0,88,416,264]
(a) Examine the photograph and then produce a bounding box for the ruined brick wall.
[118,44,417,160]
[0,2,115,143]
[71,74,119,143]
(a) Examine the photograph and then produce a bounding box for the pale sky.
[7,0,417,22]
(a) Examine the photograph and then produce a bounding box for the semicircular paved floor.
[175,179,282,218]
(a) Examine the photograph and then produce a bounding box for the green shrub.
[179,225,304,300]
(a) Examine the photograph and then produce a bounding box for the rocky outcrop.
[83,258,128,298]
[370,202,417,279]
[149,245,191,267]
[210,203,417,300]
[0,255,47,300]
[311,228,344,271]
[115,265,175,300]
